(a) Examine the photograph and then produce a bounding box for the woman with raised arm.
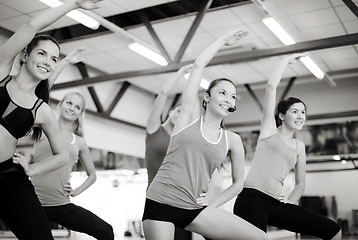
[28,92,114,240]
[0,1,102,239]
[145,64,193,240]
[233,54,341,240]
[145,64,192,188]
[142,30,267,240]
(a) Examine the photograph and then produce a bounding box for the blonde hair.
[58,92,86,137]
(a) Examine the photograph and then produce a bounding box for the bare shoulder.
[226,131,243,147]
[296,139,306,155]
[35,102,53,125]
[296,139,305,149]
[75,135,88,149]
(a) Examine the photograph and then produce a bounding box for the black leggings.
[44,203,114,240]
[0,159,54,240]
[233,188,341,240]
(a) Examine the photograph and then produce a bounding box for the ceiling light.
[184,73,210,90]
[262,17,295,45]
[38,0,100,30]
[299,56,325,80]
[128,42,168,66]
[262,16,325,79]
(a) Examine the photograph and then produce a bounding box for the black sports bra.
[0,76,43,139]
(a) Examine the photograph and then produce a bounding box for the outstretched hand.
[178,64,193,75]
[75,0,104,10]
[64,46,86,64]
[224,29,249,46]
[285,53,307,64]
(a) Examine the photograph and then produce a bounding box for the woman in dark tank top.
[0,1,103,239]
[233,54,342,240]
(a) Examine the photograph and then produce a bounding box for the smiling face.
[23,40,60,80]
[204,79,237,117]
[60,93,85,123]
[279,102,306,130]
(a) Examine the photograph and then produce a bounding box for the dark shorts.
[142,198,206,229]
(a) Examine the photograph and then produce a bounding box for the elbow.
[192,61,205,71]
[300,184,305,195]
[296,182,305,196]
[59,152,69,167]
[23,21,39,33]
[266,83,276,90]
[92,174,97,183]
[158,89,169,96]
[232,180,244,195]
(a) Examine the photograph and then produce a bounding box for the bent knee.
[95,224,114,240]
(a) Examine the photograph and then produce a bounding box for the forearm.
[267,60,289,88]
[27,153,68,176]
[288,183,305,204]
[209,182,243,208]
[194,36,226,68]
[72,174,96,197]
[27,0,79,32]
[48,58,71,88]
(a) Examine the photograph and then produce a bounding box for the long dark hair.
[21,35,60,141]
[274,97,306,127]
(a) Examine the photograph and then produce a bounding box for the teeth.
[220,104,229,109]
[38,66,49,72]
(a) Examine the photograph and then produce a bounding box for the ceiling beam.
[76,62,104,113]
[342,0,358,18]
[105,81,131,115]
[173,0,213,63]
[244,84,263,111]
[225,110,358,129]
[139,11,172,63]
[50,98,145,130]
[280,77,297,101]
[52,33,358,90]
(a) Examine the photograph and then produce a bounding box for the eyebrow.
[38,48,58,59]
[218,88,236,95]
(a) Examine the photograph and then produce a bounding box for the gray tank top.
[244,133,298,199]
[30,134,79,206]
[147,116,228,209]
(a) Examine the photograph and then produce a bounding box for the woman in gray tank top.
[142,30,267,240]
[233,54,341,239]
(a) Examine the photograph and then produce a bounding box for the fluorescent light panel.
[262,17,325,79]
[184,73,210,90]
[299,56,325,80]
[128,42,168,66]
[38,0,100,30]
[263,17,295,45]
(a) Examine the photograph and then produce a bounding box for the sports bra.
[0,76,44,139]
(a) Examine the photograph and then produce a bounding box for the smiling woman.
[142,29,267,240]
[0,0,104,239]
[233,54,342,240]
[28,92,114,240]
